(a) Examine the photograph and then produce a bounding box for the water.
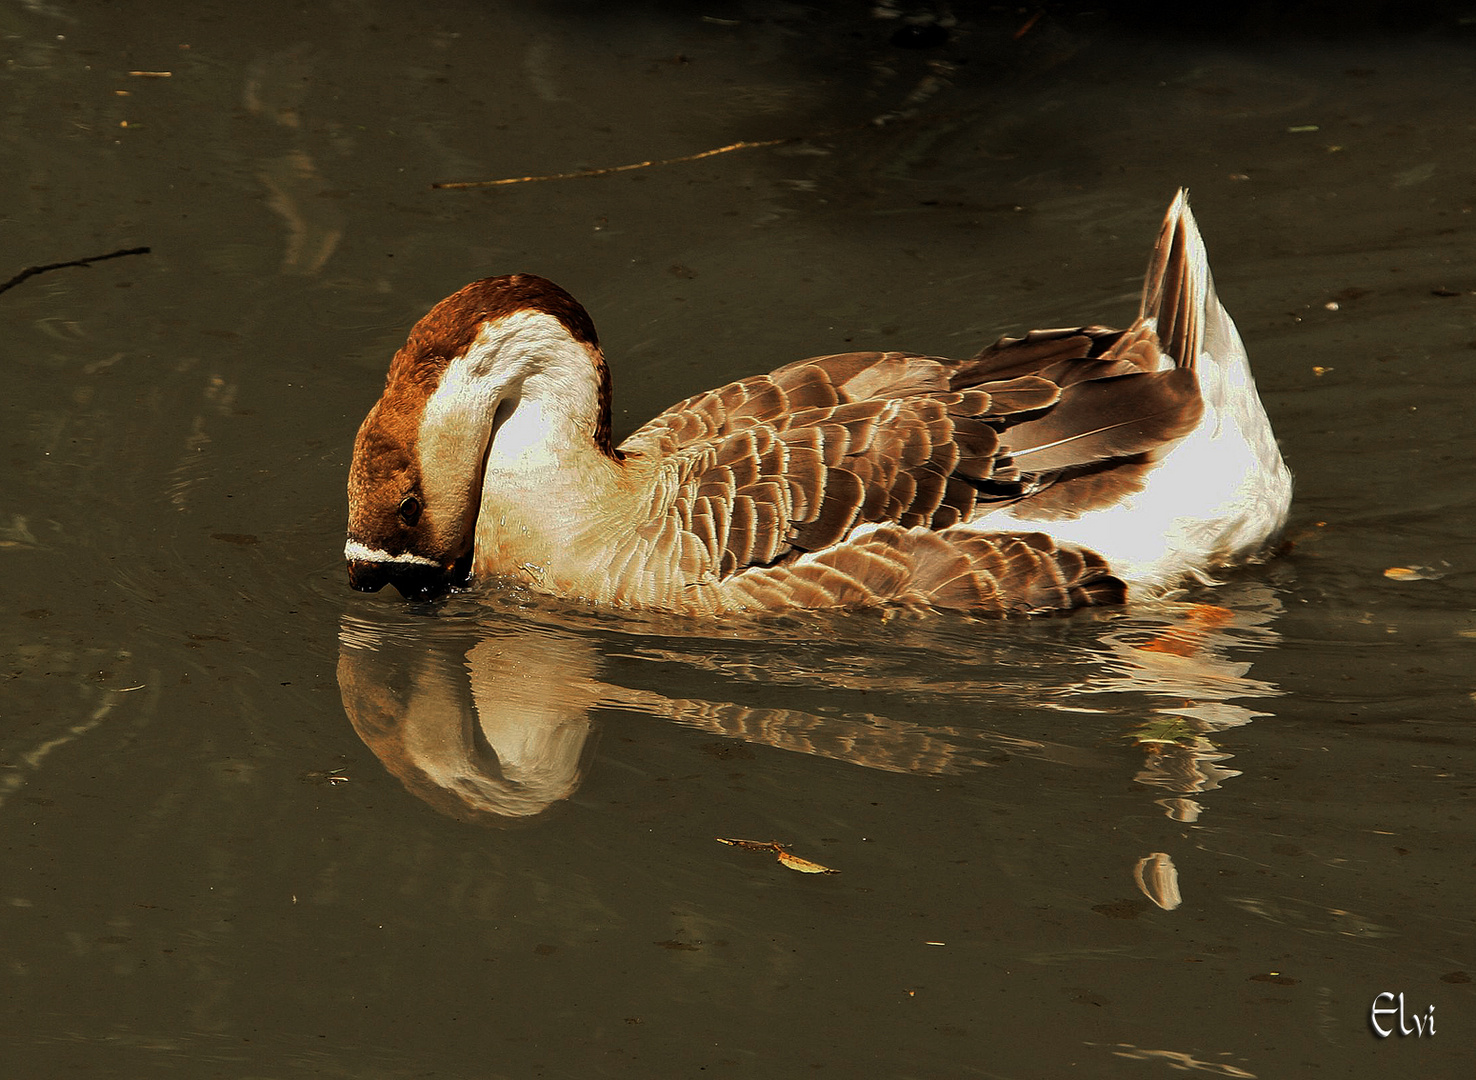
[4,3,1475,1076]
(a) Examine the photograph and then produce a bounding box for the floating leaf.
[1383,564,1447,582]
[1133,852,1183,911]
[717,837,838,875]
[775,850,838,874]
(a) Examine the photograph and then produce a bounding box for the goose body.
[346,191,1291,614]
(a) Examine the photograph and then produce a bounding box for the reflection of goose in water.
[1056,581,1287,911]
[1068,581,1285,825]
[337,608,1000,824]
[336,585,1285,831]
[338,617,603,823]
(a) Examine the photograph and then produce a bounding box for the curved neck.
[435,313,635,570]
[422,309,616,460]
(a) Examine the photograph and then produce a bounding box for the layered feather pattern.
[605,335,1199,613]
[345,191,1290,614]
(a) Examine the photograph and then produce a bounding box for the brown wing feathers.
[626,326,1201,612]
[999,367,1201,473]
[724,526,1125,615]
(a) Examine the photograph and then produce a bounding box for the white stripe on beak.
[344,539,441,567]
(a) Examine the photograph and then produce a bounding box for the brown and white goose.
[346,191,1292,614]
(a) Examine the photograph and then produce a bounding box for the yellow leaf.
[775,849,838,875]
[717,837,838,875]
[1384,565,1446,582]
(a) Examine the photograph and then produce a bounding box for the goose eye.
[398,495,422,526]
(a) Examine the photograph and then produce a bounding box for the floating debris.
[1134,852,1183,911]
[435,137,793,190]
[717,837,838,875]
[0,246,151,297]
[301,768,351,787]
[1383,565,1447,582]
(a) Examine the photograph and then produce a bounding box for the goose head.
[345,274,617,600]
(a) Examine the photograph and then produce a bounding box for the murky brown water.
[4,3,1475,1076]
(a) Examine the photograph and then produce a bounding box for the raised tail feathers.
[1137,188,1212,374]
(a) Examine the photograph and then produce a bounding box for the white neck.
[417,310,625,565]
[418,310,602,474]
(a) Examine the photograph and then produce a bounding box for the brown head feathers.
[385,274,599,388]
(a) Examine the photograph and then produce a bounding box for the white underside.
[963,266,1292,596]
[965,401,1290,594]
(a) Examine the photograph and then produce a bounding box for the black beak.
[346,559,391,593]
[346,549,473,601]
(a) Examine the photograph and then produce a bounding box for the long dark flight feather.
[1001,368,1201,473]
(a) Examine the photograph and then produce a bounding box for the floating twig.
[0,246,151,297]
[431,105,986,192]
[432,137,795,190]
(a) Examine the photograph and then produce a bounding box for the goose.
[345,191,1291,614]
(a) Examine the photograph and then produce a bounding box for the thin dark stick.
[0,246,151,297]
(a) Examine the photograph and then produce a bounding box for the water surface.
[4,3,1475,1076]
